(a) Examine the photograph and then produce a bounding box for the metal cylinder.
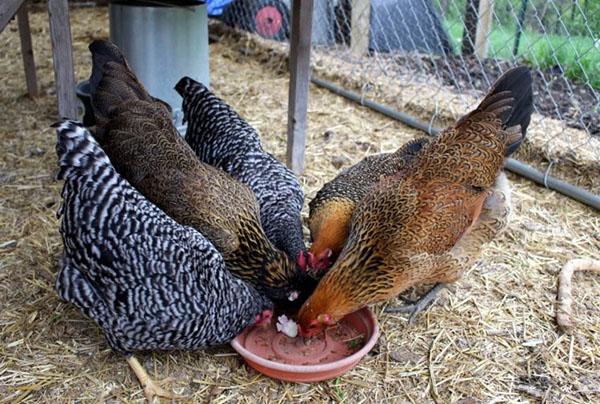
[109,1,209,126]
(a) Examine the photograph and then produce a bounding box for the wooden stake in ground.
[351,0,370,58]
[474,0,494,59]
[556,258,600,334]
[286,0,314,174]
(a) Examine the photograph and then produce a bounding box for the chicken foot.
[126,356,185,403]
[384,283,447,323]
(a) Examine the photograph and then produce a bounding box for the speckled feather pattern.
[55,121,271,355]
[88,41,303,302]
[306,138,429,260]
[176,77,306,261]
[308,138,428,232]
[298,67,533,325]
[309,138,429,213]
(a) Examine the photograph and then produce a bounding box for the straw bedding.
[1,6,598,403]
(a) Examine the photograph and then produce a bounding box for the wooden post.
[1,0,24,33]
[48,0,78,118]
[350,0,370,57]
[17,1,38,97]
[286,0,314,174]
[474,0,494,58]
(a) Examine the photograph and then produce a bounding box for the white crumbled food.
[276,314,298,338]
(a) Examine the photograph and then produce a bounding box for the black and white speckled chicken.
[54,120,272,402]
[175,77,307,269]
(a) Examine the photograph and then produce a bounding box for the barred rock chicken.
[54,121,272,402]
[308,137,429,271]
[298,67,533,336]
[88,40,305,303]
[175,77,307,269]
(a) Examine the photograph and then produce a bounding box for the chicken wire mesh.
[217,0,600,170]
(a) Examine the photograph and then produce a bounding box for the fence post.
[474,0,494,58]
[286,0,314,174]
[17,0,38,97]
[48,0,78,119]
[513,0,529,56]
[351,0,370,57]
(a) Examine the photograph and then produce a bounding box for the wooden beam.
[48,0,78,118]
[350,0,370,57]
[17,1,38,97]
[474,0,494,58]
[286,0,314,175]
[1,0,25,33]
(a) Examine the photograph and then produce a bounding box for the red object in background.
[255,5,283,38]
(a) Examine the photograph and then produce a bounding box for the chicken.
[54,120,272,402]
[88,40,306,303]
[175,77,307,269]
[298,66,533,336]
[308,137,429,271]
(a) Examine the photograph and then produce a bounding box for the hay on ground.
[1,6,599,403]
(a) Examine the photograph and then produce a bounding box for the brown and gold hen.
[88,40,307,303]
[308,137,429,271]
[298,66,533,335]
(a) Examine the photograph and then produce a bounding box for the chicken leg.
[126,356,184,403]
[385,283,447,323]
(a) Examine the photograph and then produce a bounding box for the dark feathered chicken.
[308,138,429,270]
[298,67,533,336]
[88,40,306,303]
[175,77,307,269]
[54,121,272,401]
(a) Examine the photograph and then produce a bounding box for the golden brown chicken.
[308,138,429,271]
[298,66,533,336]
[88,40,309,303]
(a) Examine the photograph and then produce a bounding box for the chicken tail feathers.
[477,66,533,156]
[174,76,211,124]
[88,40,129,95]
[88,40,171,126]
[54,120,109,181]
[175,76,208,98]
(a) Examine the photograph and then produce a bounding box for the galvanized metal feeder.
[77,0,209,132]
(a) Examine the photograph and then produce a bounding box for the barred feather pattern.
[176,77,306,261]
[55,121,271,355]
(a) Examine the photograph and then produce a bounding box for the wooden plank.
[48,0,78,118]
[17,1,38,97]
[286,0,314,174]
[1,0,25,33]
[350,0,370,57]
[474,0,494,58]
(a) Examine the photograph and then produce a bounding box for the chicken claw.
[126,356,185,403]
[385,283,447,323]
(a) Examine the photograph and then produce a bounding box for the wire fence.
[218,0,600,170]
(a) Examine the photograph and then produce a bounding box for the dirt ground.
[1,6,599,403]
[388,53,600,136]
